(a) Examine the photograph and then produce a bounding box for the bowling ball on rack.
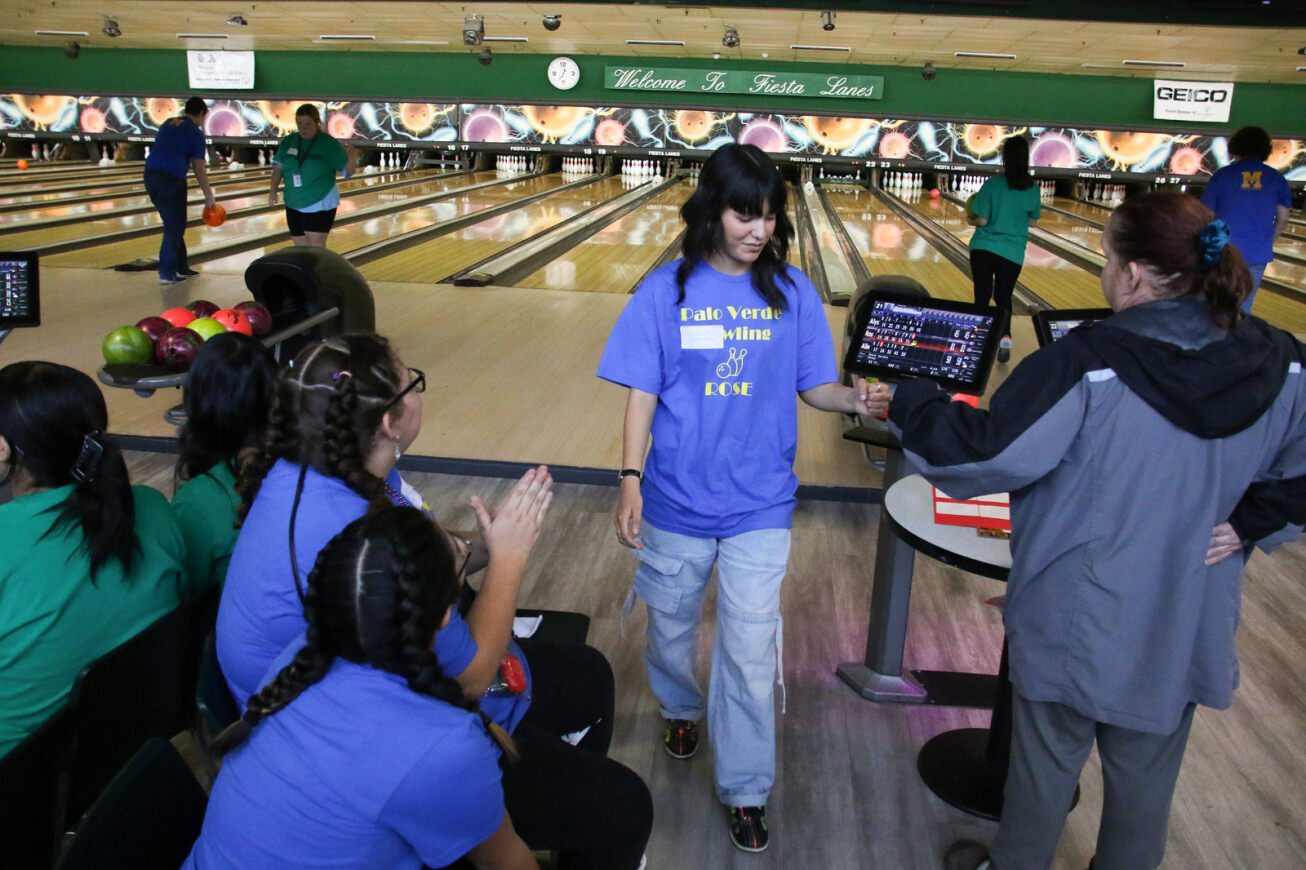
[202,204,227,227]
[160,307,197,328]
[189,299,220,318]
[157,327,203,371]
[102,325,154,365]
[188,317,227,342]
[134,316,172,344]
[234,300,272,337]
[212,308,253,336]
[16,159,28,170]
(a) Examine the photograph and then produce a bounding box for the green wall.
[2,45,1303,135]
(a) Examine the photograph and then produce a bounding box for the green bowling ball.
[102,325,154,365]
[188,317,228,342]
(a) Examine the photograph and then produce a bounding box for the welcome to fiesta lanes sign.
[606,67,884,100]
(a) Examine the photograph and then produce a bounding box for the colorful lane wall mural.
[3,93,1306,180]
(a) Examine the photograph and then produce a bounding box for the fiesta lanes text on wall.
[606,67,884,101]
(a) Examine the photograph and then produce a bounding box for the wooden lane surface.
[1,266,879,490]
[0,166,270,212]
[37,169,457,269]
[1036,208,1105,255]
[516,179,691,293]
[0,162,147,190]
[0,168,272,224]
[824,188,974,302]
[903,192,1111,309]
[360,175,629,284]
[197,170,550,276]
[1050,196,1113,222]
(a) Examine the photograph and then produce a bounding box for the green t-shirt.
[273,131,347,210]
[969,176,1042,266]
[0,485,190,757]
[172,461,239,591]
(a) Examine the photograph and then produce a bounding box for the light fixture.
[35,29,88,36]
[821,10,836,32]
[484,36,528,43]
[791,44,850,53]
[542,14,561,32]
[316,34,375,41]
[463,14,484,46]
[713,52,721,59]
[102,18,121,38]
[1122,59,1185,68]
[227,14,248,26]
[626,39,685,46]
[722,26,740,49]
[64,41,81,58]
[178,33,228,39]
[955,51,1016,60]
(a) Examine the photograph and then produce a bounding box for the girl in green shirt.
[268,103,357,247]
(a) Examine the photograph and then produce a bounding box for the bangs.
[725,173,784,218]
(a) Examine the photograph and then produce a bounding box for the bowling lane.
[824,187,974,301]
[0,175,272,229]
[517,180,691,292]
[360,176,628,284]
[201,171,563,275]
[904,192,1109,309]
[0,167,271,214]
[1033,208,1106,255]
[1049,197,1113,222]
[41,170,466,269]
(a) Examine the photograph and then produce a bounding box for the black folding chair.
[57,738,208,870]
[0,706,73,870]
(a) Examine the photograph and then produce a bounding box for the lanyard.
[293,132,318,167]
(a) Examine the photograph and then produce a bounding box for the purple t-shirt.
[183,660,504,870]
[598,259,837,537]
[1201,159,1291,265]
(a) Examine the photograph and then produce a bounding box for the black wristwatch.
[618,468,643,483]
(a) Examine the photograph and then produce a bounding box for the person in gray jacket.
[866,192,1306,870]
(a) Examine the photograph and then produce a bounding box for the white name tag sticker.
[680,324,725,349]
[291,173,303,187]
[286,147,298,155]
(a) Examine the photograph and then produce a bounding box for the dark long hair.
[212,506,516,759]
[0,361,138,579]
[236,333,404,521]
[1001,135,1033,191]
[1106,192,1250,332]
[176,332,276,485]
[676,142,794,311]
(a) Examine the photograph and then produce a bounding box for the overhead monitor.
[842,289,1004,395]
[0,251,39,329]
[1031,308,1112,348]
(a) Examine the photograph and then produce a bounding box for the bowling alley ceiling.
[4,1,1306,84]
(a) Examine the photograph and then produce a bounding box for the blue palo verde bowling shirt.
[598,259,837,538]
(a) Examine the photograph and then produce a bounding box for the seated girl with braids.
[186,505,544,869]
[0,362,191,758]
[171,332,276,590]
[216,333,651,869]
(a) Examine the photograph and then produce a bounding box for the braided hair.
[212,505,517,760]
[0,361,138,580]
[236,333,404,520]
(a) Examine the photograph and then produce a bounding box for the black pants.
[144,170,188,277]
[440,639,652,870]
[970,247,1022,332]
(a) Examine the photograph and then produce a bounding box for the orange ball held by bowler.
[202,204,227,227]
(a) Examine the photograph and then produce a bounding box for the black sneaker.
[997,334,1012,363]
[663,718,697,759]
[178,267,200,277]
[728,806,768,853]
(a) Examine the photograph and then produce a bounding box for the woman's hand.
[1205,522,1243,566]
[470,465,553,566]
[852,378,892,418]
[614,477,644,549]
[267,190,279,207]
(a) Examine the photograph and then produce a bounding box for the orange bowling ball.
[212,308,253,336]
[16,159,28,170]
[202,204,227,227]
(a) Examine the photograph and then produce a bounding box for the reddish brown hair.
[1106,192,1250,331]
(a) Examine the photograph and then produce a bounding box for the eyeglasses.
[384,367,425,410]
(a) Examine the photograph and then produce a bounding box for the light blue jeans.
[1243,262,1267,313]
[629,521,790,808]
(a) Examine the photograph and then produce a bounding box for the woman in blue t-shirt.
[188,505,540,869]
[598,143,881,852]
[218,333,650,868]
[967,135,1041,362]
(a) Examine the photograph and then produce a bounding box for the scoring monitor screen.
[1031,308,1112,348]
[0,252,39,329]
[843,292,1002,395]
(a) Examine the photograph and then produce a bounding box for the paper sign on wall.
[187,51,255,89]
[1152,79,1233,124]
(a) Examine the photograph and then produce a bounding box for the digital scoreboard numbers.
[855,301,994,384]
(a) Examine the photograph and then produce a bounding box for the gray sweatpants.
[989,692,1196,870]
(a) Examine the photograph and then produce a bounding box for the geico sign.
[1155,87,1229,103]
